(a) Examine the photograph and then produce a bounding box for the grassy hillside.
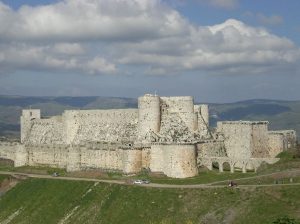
[1,149,300,224]
[0,176,299,224]
[0,95,299,139]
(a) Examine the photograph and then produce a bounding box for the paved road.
[1,170,300,189]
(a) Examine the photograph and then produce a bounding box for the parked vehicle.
[52,172,59,177]
[133,179,150,184]
[133,179,143,184]
[142,179,150,184]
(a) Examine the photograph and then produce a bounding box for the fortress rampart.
[0,94,297,178]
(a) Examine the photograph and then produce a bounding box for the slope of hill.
[0,96,299,139]
[0,175,300,224]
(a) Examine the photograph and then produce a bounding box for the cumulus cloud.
[0,43,116,75]
[0,0,299,76]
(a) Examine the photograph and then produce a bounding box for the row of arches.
[202,157,260,173]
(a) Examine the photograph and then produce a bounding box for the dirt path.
[1,170,300,189]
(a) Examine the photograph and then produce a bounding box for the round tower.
[137,94,161,142]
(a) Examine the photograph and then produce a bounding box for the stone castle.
[0,94,297,178]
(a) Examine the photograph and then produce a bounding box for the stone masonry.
[0,94,297,178]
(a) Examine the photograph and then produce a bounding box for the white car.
[133,180,143,184]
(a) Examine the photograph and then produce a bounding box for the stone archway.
[246,162,255,172]
[212,161,220,171]
[222,161,231,172]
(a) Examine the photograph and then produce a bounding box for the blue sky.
[0,0,299,102]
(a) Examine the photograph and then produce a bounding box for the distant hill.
[0,95,299,139]
[209,99,300,139]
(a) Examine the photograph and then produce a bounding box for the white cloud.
[0,0,189,42]
[0,43,116,75]
[53,43,85,55]
[0,0,299,77]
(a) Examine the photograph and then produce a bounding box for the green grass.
[0,178,300,224]
[256,149,300,175]
[144,170,256,185]
[0,174,9,183]
[0,165,67,176]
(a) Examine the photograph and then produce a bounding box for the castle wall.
[63,111,79,144]
[0,142,18,162]
[217,121,253,160]
[149,144,164,172]
[217,121,270,164]
[251,123,270,157]
[137,95,161,142]
[149,144,198,178]
[269,130,297,149]
[21,109,41,143]
[162,144,198,178]
[0,142,27,167]
[197,140,227,158]
[27,145,68,168]
[26,116,64,145]
[160,96,195,131]
[67,109,138,144]
[122,149,142,174]
[141,147,151,169]
[24,143,141,173]
[194,104,209,137]
[80,147,123,171]
[268,133,284,157]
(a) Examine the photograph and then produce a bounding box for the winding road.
[1,170,300,189]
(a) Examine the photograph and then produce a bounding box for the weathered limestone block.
[26,145,67,168]
[66,147,81,172]
[138,94,161,142]
[217,121,270,159]
[141,147,151,169]
[70,109,138,144]
[194,104,209,136]
[26,117,64,145]
[160,96,195,131]
[268,133,284,157]
[122,149,142,174]
[21,109,41,143]
[162,144,198,178]
[269,130,297,149]
[197,140,227,158]
[149,144,164,172]
[14,145,28,167]
[0,142,18,162]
